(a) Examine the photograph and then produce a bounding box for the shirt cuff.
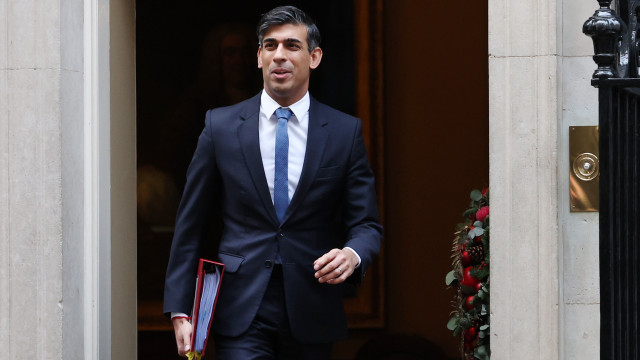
[344,247,361,268]
[171,312,190,320]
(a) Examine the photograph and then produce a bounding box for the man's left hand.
[313,248,358,284]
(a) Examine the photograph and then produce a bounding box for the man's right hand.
[172,317,193,357]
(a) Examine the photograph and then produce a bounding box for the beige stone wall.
[489,0,600,358]
[558,1,600,358]
[0,0,65,358]
[0,0,86,359]
[61,0,85,358]
[489,10,560,360]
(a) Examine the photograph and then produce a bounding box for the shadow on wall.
[354,334,451,360]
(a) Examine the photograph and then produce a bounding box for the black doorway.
[136,1,357,358]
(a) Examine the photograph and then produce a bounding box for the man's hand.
[313,248,359,284]
[172,317,193,357]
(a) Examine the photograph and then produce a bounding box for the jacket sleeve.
[342,119,383,281]
[163,110,219,315]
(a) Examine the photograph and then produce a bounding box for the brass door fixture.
[570,126,599,212]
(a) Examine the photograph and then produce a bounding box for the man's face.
[257,23,322,106]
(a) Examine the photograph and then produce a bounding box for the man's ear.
[257,47,263,68]
[309,47,323,70]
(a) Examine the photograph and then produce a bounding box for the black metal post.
[585,1,640,358]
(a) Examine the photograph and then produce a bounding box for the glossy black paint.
[585,1,640,358]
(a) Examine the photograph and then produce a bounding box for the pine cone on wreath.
[468,245,485,263]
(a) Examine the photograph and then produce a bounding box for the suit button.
[278,233,284,238]
[265,260,273,268]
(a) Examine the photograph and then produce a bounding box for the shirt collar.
[261,90,310,123]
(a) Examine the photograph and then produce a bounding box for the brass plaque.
[570,126,599,212]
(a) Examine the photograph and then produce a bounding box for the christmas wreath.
[446,188,490,360]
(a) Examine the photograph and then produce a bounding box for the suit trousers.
[213,265,333,360]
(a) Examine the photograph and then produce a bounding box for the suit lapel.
[282,97,328,224]
[237,94,280,226]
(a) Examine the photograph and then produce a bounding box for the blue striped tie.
[274,107,293,222]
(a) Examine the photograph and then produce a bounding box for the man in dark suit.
[164,6,382,359]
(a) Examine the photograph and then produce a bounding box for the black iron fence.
[584,1,640,358]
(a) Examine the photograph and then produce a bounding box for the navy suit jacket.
[163,92,382,344]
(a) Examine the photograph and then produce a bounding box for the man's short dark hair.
[257,6,321,53]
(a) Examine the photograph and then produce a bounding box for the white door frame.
[83,0,137,358]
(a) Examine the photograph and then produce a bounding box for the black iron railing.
[584,1,640,358]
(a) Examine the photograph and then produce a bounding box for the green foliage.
[475,345,490,360]
[470,267,489,280]
[454,326,463,337]
[447,188,490,359]
[446,270,457,286]
[447,316,459,331]
[463,208,477,218]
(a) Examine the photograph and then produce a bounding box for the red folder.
[189,258,225,358]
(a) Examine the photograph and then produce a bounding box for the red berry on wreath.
[464,295,475,309]
[464,340,477,353]
[461,267,481,288]
[461,251,472,266]
[476,206,490,222]
[464,326,478,342]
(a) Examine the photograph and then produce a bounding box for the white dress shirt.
[259,90,360,264]
[259,90,308,203]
